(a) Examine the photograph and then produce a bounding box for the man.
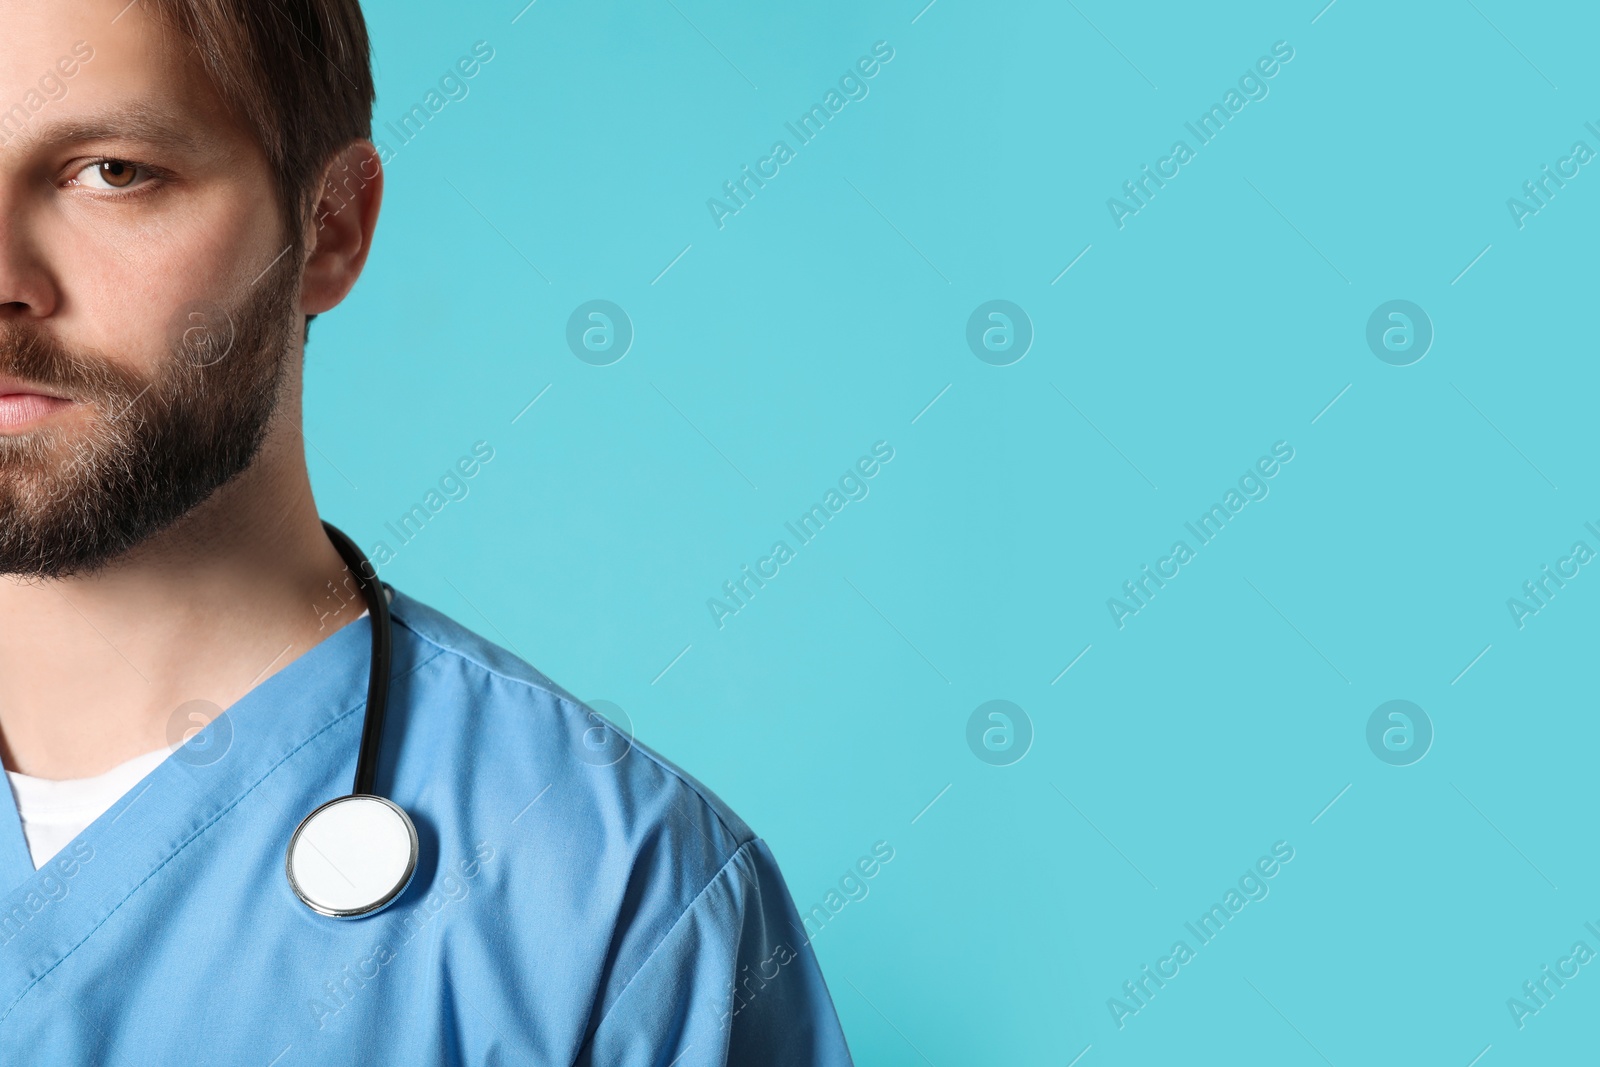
[0,1,854,1062]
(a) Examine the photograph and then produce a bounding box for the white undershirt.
[7,746,171,869]
[5,607,373,870]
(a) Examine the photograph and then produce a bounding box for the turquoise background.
[307,0,1599,1062]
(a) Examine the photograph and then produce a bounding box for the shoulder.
[382,584,757,889]
[354,591,849,1061]
[380,587,790,1035]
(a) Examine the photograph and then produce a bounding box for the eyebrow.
[1,103,212,156]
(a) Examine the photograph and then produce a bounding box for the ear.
[299,140,384,316]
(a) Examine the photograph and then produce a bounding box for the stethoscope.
[282,522,419,919]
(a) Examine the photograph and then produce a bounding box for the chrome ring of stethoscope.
[283,522,419,919]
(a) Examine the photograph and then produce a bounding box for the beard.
[0,261,299,579]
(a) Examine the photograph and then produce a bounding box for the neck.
[0,398,363,779]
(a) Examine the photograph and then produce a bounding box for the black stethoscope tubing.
[322,520,392,798]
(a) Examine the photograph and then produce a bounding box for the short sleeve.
[576,839,855,1067]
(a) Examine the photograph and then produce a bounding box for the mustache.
[0,321,151,403]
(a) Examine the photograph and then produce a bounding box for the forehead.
[0,0,246,154]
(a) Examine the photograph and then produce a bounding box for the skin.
[0,0,383,778]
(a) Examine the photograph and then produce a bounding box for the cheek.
[52,247,174,375]
[59,187,286,373]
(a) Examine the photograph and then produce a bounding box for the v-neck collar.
[0,602,384,1017]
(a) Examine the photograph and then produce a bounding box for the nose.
[0,183,61,321]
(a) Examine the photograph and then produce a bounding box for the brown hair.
[141,0,376,240]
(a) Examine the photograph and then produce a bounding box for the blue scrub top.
[0,588,855,1065]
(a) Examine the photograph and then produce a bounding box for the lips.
[0,384,72,433]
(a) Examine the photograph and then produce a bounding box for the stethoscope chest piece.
[286,794,418,918]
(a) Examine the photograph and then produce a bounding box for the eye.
[68,159,154,192]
